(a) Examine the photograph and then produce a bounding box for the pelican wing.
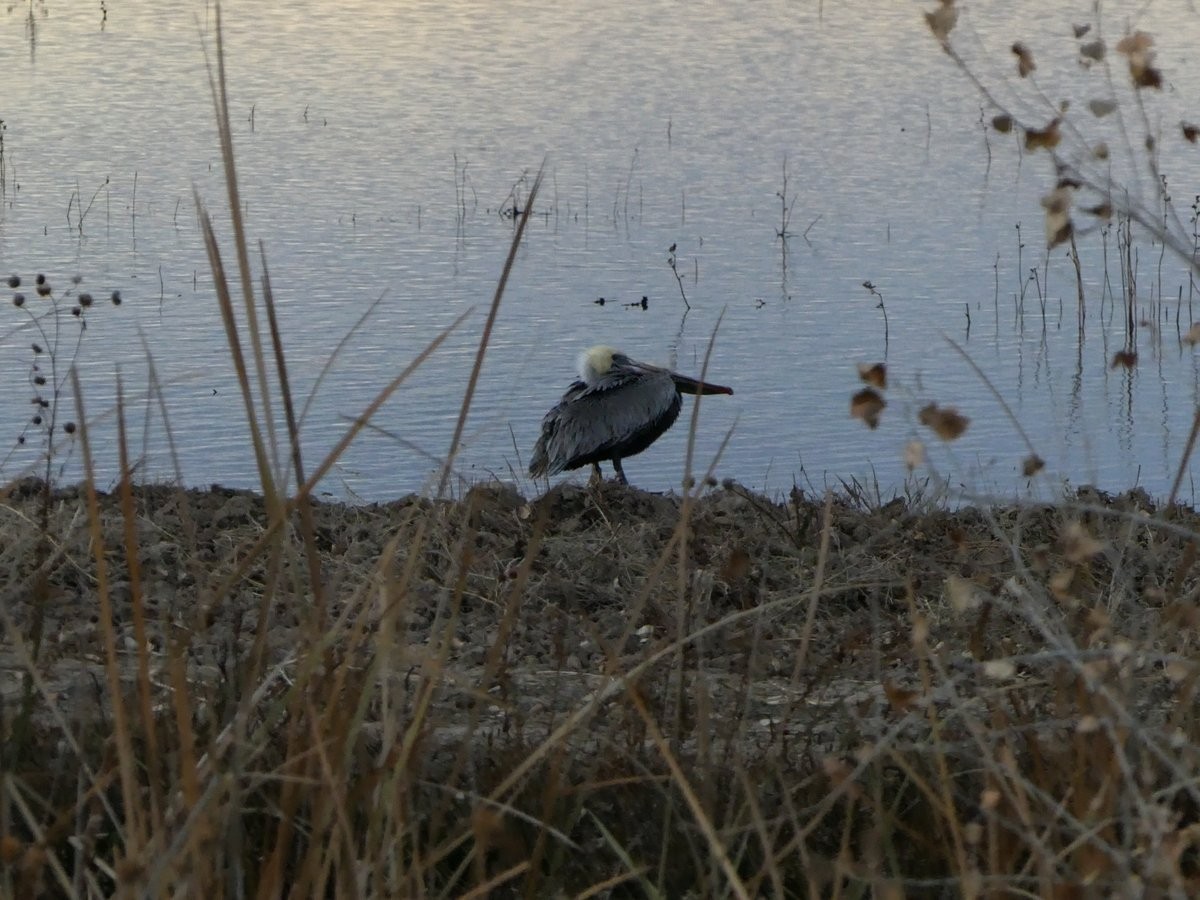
[530,370,681,476]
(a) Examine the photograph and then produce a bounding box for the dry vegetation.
[2,477,1200,896]
[4,3,1200,897]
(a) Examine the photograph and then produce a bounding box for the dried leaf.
[1063,521,1105,563]
[1049,568,1074,601]
[469,805,525,864]
[1041,184,1074,248]
[1133,64,1162,89]
[991,113,1013,133]
[911,613,929,649]
[884,679,921,713]
[1116,31,1161,89]
[1164,659,1193,682]
[919,403,969,440]
[1111,349,1137,369]
[904,440,925,471]
[1022,454,1045,476]
[1084,201,1112,219]
[1184,323,1200,345]
[982,659,1016,680]
[1024,118,1061,151]
[1089,607,1113,633]
[470,805,504,847]
[924,0,958,43]
[945,574,980,612]
[720,546,752,581]
[822,755,854,787]
[0,835,22,864]
[1088,98,1117,117]
[1073,23,1091,39]
[1046,221,1072,249]
[851,387,886,429]
[1115,31,1154,56]
[1183,122,1199,144]
[1012,42,1036,77]
[1082,656,1113,678]
[857,361,887,389]
[1079,39,1105,62]
[18,845,49,892]
[1092,142,1110,160]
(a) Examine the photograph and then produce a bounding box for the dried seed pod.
[851,388,886,429]
[1012,42,1036,77]
[919,403,969,440]
[856,362,888,389]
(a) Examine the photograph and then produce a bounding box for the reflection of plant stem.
[1031,264,1046,331]
[668,244,691,310]
[863,280,889,356]
[1189,193,1199,325]
[1118,214,1137,352]
[615,147,638,225]
[802,213,821,244]
[668,305,690,369]
[624,147,637,222]
[779,233,789,303]
[776,155,797,240]
[1069,232,1085,333]
[979,106,992,183]
[992,251,1000,333]
[0,118,7,200]
[1015,222,1026,329]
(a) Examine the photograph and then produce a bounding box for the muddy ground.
[2,477,1198,892]
[2,478,1193,749]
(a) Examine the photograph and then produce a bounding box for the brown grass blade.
[436,162,545,497]
[70,368,142,855]
[457,860,531,899]
[195,193,279,504]
[259,243,326,624]
[203,3,280,471]
[115,373,164,836]
[626,687,751,900]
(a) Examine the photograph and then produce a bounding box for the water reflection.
[1,1,1200,502]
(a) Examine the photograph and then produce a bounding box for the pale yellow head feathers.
[578,345,618,385]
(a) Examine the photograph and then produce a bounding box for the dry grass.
[3,4,1200,897]
[3,478,1200,896]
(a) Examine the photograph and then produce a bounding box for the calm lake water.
[3,1,1200,502]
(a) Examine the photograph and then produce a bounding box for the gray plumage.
[529,346,733,485]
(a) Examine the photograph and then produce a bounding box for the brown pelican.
[529,345,733,484]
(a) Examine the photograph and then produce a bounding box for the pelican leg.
[612,458,628,485]
[589,462,603,486]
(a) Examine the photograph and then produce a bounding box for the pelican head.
[577,345,619,386]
